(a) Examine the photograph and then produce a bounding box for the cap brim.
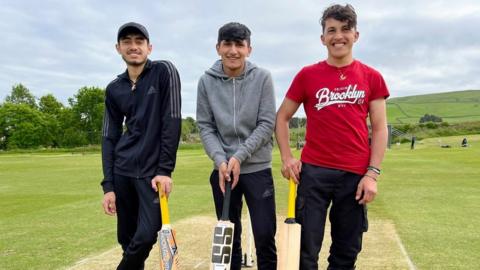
[117,25,149,41]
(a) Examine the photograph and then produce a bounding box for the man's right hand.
[102,191,116,216]
[281,157,302,183]
[218,162,231,194]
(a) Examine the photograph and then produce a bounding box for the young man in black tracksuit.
[101,22,181,270]
[196,22,277,270]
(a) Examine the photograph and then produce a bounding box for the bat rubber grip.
[158,183,170,225]
[287,178,296,219]
[221,181,232,221]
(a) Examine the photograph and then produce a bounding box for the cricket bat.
[277,178,301,270]
[211,181,235,270]
[157,185,179,270]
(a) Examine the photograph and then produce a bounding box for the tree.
[38,94,67,147]
[181,118,194,142]
[68,87,105,145]
[289,117,306,129]
[0,103,54,149]
[185,117,198,133]
[5,84,37,108]
[39,94,64,116]
[56,107,88,148]
[180,117,201,142]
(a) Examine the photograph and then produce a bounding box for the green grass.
[1,135,479,269]
[374,134,480,269]
[387,90,480,124]
[0,154,110,269]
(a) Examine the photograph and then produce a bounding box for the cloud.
[1,0,479,117]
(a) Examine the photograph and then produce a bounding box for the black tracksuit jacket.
[101,60,181,193]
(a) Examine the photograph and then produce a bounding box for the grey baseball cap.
[117,22,149,42]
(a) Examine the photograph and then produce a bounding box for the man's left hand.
[151,175,173,196]
[355,175,377,204]
[227,157,241,189]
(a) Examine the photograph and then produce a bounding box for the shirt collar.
[118,59,152,80]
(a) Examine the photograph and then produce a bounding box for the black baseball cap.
[117,22,149,42]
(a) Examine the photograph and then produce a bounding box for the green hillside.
[387,90,480,124]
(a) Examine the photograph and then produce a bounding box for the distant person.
[275,4,389,269]
[462,137,468,147]
[411,136,416,150]
[101,22,182,269]
[196,22,277,269]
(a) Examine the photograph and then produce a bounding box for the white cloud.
[1,0,479,117]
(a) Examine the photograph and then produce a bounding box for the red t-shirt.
[286,60,389,175]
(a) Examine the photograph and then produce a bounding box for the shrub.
[425,122,438,129]
[419,114,443,123]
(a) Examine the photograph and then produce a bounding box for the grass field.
[1,134,479,269]
[387,90,480,124]
[376,135,480,269]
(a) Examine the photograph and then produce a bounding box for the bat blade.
[158,225,179,270]
[277,179,301,270]
[157,188,179,270]
[277,221,301,270]
[211,221,235,270]
[211,181,234,270]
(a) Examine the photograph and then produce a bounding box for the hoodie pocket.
[244,140,273,164]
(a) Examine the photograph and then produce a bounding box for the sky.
[1,0,480,117]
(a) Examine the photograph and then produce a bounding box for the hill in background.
[387,90,480,124]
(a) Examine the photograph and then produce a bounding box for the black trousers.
[114,174,161,270]
[210,168,277,270]
[296,163,368,270]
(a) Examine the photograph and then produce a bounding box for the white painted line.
[194,259,206,269]
[393,230,417,270]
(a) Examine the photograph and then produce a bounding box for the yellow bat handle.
[287,178,297,219]
[158,184,170,225]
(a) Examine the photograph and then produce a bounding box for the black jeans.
[296,163,368,270]
[114,174,161,270]
[210,168,277,270]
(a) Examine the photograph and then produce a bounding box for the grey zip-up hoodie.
[196,60,276,173]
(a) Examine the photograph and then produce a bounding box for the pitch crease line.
[393,229,416,270]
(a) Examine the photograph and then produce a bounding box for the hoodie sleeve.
[101,88,123,193]
[196,77,228,167]
[233,71,276,163]
[155,61,182,177]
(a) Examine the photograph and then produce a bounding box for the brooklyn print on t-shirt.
[314,84,365,110]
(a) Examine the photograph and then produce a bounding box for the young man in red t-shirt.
[275,4,389,270]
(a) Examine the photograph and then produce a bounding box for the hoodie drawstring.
[233,78,241,145]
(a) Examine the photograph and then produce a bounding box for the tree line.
[0,84,198,150]
[0,83,308,150]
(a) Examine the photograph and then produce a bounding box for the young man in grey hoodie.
[196,22,277,270]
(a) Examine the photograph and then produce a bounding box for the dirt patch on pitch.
[67,216,413,270]
[67,215,216,270]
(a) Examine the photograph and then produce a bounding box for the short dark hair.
[321,4,357,32]
[217,22,251,45]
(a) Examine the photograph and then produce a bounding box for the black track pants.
[114,174,161,270]
[210,168,277,270]
[296,163,368,270]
